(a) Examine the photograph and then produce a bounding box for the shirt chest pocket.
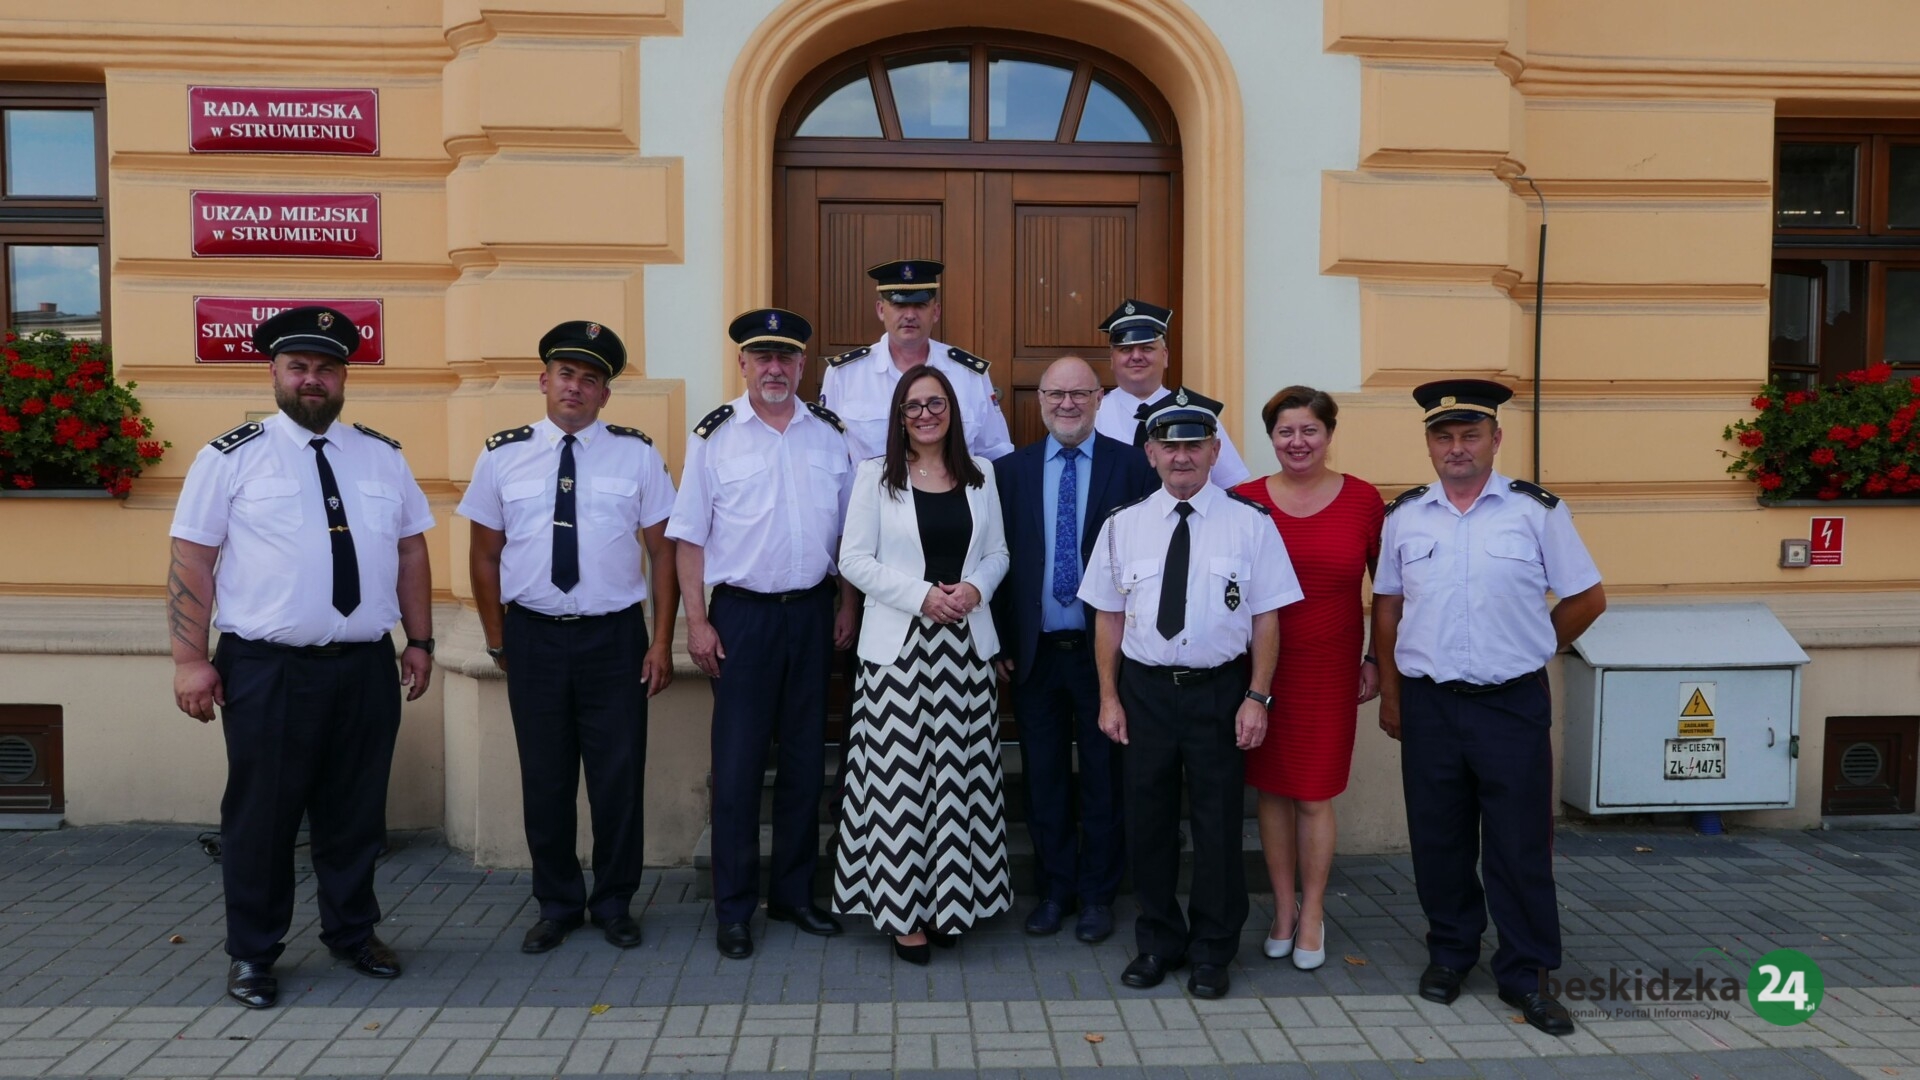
[589,475,639,529]
[501,479,548,534]
[1397,538,1439,597]
[1484,532,1545,596]
[712,452,773,519]
[1121,558,1162,612]
[355,480,401,540]
[234,476,303,535]
[1208,557,1251,615]
[806,450,847,509]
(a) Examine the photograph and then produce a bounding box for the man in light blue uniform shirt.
[991,356,1156,944]
[1372,378,1606,1038]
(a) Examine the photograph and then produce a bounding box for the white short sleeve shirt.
[1095,385,1251,489]
[819,335,1015,462]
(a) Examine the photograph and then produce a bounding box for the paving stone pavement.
[0,823,1914,1078]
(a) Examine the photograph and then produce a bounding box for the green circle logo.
[1747,948,1823,1025]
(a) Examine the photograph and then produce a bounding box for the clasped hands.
[919,581,981,624]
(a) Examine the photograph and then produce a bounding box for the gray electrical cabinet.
[1562,603,1808,813]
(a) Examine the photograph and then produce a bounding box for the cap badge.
[1440,395,1456,407]
[316,312,334,330]
[901,265,914,280]
[767,312,780,330]
[1174,388,1189,406]
[586,323,601,339]
[1124,301,1136,315]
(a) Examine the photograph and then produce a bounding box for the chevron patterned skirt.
[832,617,1013,937]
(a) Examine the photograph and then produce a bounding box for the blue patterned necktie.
[1051,445,1082,606]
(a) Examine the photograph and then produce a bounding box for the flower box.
[1723,363,1920,502]
[0,331,167,494]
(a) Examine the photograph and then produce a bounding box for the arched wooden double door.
[775,30,1183,448]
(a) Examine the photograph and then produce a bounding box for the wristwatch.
[406,637,435,655]
[486,645,507,661]
[1245,689,1274,708]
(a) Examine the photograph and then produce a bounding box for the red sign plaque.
[191,192,381,259]
[1809,516,1845,566]
[189,87,379,156]
[194,297,385,365]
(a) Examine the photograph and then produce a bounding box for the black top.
[912,484,972,584]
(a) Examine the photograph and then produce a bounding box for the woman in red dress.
[1232,386,1383,971]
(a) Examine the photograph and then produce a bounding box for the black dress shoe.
[591,913,643,948]
[522,915,585,955]
[717,922,754,959]
[893,938,931,965]
[767,904,843,936]
[1499,989,1576,1036]
[1075,904,1115,944]
[1418,962,1470,1004]
[1120,953,1186,989]
[226,960,277,1009]
[329,935,401,979]
[1187,963,1231,999]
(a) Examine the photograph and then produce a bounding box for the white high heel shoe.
[1291,916,1327,971]
[1263,901,1299,959]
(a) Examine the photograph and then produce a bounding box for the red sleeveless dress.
[1233,474,1384,801]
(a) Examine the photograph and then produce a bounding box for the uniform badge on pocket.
[1224,579,1241,611]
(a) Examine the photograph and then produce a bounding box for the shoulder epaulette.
[1383,484,1429,516]
[826,346,870,368]
[353,422,402,450]
[209,421,264,454]
[606,424,652,445]
[806,401,845,433]
[694,404,735,440]
[946,346,990,375]
[1105,492,1154,520]
[485,425,534,451]
[1226,489,1272,516]
[1509,479,1560,510]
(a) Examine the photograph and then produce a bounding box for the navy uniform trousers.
[1117,656,1250,967]
[1400,671,1561,996]
[503,601,650,923]
[216,635,401,964]
[707,583,834,924]
[1013,635,1124,908]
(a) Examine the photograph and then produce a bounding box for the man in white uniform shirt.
[1079,399,1302,1000]
[668,308,858,960]
[168,306,435,1009]
[1091,298,1250,488]
[459,320,679,956]
[819,259,1014,462]
[1372,378,1606,1037]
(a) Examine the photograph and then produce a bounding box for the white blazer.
[839,456,1009,666]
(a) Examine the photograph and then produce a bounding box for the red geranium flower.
[120,416,146,438]
[136,440,165,460]
[49,392,73,410]
[1751,395,1771,411]
[1785,391,1812,406]
[1858,422,1881,440]
[1828,425,1854,442]
[9,474,33,490]
[1810,447,1837,465]
[1817,488,1841,500]
[18,398,44,416]
[1865,362,1894,383]
[0,415,18,434]
[1737,430,1764,447]
[1757,472,1785,491]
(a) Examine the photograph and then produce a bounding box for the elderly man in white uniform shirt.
[819,259,1015,462]
[1079,399,1302,1001]
[668,308,859,961]
[1371,378,1606,1038]
[1090,298,1250,488]
[168,305,435,1010]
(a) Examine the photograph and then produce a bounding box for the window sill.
[1759,496,1920,508]
[0,489,116,500]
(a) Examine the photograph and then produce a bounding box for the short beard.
[758,385,792,404]
[277,385,345,433]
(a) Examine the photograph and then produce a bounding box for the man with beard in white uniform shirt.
[819,259,1015,463]
[1091,299,1250,489]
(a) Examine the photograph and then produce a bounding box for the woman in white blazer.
[831,364,1013,965]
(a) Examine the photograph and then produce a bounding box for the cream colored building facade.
[2,0,1915,862]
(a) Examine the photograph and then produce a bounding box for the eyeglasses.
[1037,388,1097,405]
[900,397,949,418]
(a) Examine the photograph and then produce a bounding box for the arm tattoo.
[167,549,209,654]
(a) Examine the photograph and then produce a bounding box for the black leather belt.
[1126,657,1244,686]
[508,602,600,623]
[231,635,385,658]
[713,580,832,604]
[1038,630,1087,651]
[1426,670,1542,696]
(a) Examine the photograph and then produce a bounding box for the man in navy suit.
[993,355,1158,942]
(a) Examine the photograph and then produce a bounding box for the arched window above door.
[784,32,1175,154]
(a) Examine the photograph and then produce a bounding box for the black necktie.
[551,433,579,593]
[309,438,361,616]
[1157,501,1193,639]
